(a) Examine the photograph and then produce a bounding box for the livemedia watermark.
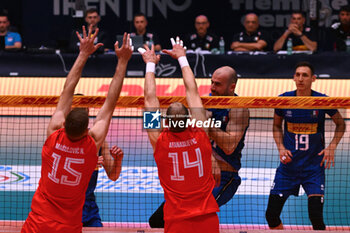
[143,110,221,129]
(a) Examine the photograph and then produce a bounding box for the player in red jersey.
[139,38,219,233]
[21,26,133,233]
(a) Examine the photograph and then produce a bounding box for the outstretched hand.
[138,44,160,64]
[114,32,133,62]
[76,25,103,56]
[162,36,186,59]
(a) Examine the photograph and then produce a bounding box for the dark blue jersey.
[208,94,249,171]
[83,148,103,226]
[85,148,102,201]
[275,90,337,172]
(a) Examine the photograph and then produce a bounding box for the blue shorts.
[82,170,102,227]
[212,171,241,206]
[82,199,102,227]
[270,167,325,197]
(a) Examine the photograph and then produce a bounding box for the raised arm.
[138,45,161,150]
[162,37,207,129]
[47,26,103,137]
[209,108,249,155]
[89,33,133,150]
[319,111,345,169]
[101,141,124,181]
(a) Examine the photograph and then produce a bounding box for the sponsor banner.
[0,165,304,195]
[0,78,350,98]
[0,78,210,97]
[1,95,350,109]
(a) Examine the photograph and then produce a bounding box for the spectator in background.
[331,5,350,51]
[184,15,219,51]
[231,13,268,51]
[273,11,317,52]
[131,13,161,51]
[69,9,111,52]
[0,13,22,49]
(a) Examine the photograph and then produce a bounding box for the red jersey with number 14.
[154,126,219,221]
[31,128,97,225]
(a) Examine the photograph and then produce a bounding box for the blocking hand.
[138,44,160,64]
[114,32,133,62]
[162,36,187,59]
[76,25,103,56]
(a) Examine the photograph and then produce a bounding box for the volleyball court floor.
[0,117,349,232]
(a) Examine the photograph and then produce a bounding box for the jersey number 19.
[295,134,309,151]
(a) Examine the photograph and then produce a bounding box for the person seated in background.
[184,15,219,51]
[231,13,268,51]
[331,5,350,51]
[131,13,161,51]
[0,12,22,50]
[69,9,111,52]
[273,11,317,52]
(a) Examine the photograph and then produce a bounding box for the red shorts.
[165,212,219,233]
[21,211,82,233]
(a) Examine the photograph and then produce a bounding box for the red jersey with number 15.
[154,126,219,221]
[31,128,97,225]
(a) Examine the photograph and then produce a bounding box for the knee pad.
[265,194,287,228]
[308,196,325,230]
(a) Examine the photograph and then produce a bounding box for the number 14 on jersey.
[168,147,204,181]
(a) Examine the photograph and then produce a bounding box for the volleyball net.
[0,95,349,231]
